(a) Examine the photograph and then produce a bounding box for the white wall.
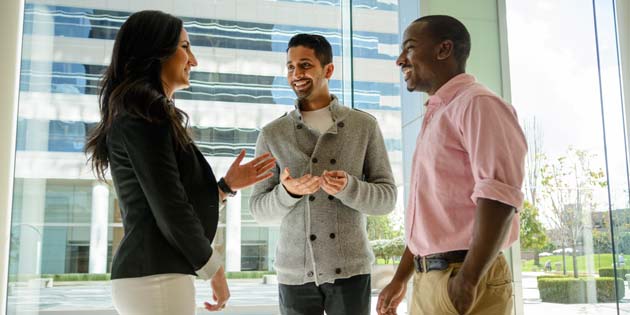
[0,0,24,313]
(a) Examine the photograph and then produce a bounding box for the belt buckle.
[422,256,428,273]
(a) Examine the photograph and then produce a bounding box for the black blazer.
[107,115,220,279]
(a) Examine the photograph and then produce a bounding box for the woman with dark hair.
[84,10,275,314]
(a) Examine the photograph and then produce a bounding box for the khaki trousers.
[410,254,513,315]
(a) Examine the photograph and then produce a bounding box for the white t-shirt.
[301,106,334,135]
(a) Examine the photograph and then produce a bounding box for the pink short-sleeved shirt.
[405,73,527,257]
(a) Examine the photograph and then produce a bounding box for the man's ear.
[324,63,334,79]
[436,40,454,61]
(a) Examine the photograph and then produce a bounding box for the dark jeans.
[278,274,371,315]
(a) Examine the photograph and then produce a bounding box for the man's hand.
[223,150,276,191]
[204,266,230,311]
[376,279,407,315]
[280,168,320,196]
[320,170,348,195]
[447,271,477,315]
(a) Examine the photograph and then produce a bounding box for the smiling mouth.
[401,67,411,81]
[293,79,311,91]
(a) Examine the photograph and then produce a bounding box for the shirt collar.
[425,73,476,107]
[290,94,346,122]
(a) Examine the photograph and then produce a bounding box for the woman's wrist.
[218,177,237,197]
[218,189,227,202]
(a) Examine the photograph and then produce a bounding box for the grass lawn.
[522,253,630,273]
[375,258,401,265]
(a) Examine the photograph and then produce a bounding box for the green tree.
[370,236,405,264]
[367,214,401,241]
[592,229,612,254]
[520,201,548,266]
[523,118,548,265]
[617,232,630,255]
[541,148,607,278]
[523,117,544,206]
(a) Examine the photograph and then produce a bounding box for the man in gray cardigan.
[250,34,397,315]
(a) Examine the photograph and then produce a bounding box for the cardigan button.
[307,271,314,277]
[330,233,336,239]
[328,195,334,200]
[330,159,336,165]
[310,234,317,241]
[309,196,315,201]
[312,158,318,163]
[337,122,344,128]
[297,124,303,129]
[335,268,342,274]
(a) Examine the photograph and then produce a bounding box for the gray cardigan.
[249,95,397,285]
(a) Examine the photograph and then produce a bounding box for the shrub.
[8,273,111,282]
[537,275,570,281]
[596,278,624,302]
[45,273,111,281]
[225,271,275,279]
[537,277,624,303]
[598,268,630,277]
[9,272,277,282]
[371,237,405,264]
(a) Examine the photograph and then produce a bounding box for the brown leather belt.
[413,250,468,273]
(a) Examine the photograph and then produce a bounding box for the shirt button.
[337,122,344,128]
[329,233,336,239]
[307,271,314,277]
[309,196,315,201]
[328,195,334,200]
[330,159,336,165]
[335,268,342,274]
[297,124,303,129]
[310,234,317,241]
[312,158,318,163]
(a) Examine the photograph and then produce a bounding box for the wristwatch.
[218,177,237,197]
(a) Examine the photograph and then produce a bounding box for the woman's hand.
[204,266,230,311]
[223,150,276,191]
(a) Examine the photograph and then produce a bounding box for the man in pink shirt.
[377,15,527,315]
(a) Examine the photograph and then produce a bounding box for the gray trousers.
[278,274,371,315]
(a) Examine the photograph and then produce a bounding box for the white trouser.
[112,273,196,315]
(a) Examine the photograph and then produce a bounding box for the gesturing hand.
[280,168,320,196]
[224,150,276,191]
[320,170,348,195]
[204,266,230,312]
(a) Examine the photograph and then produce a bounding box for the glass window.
[507,0,629,313]
[7,1,403,314]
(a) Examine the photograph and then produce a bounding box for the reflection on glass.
[508,0,628,313]
[7,0,401,314]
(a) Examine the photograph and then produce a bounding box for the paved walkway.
[7,279,406,315]
[7,273,630,314]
